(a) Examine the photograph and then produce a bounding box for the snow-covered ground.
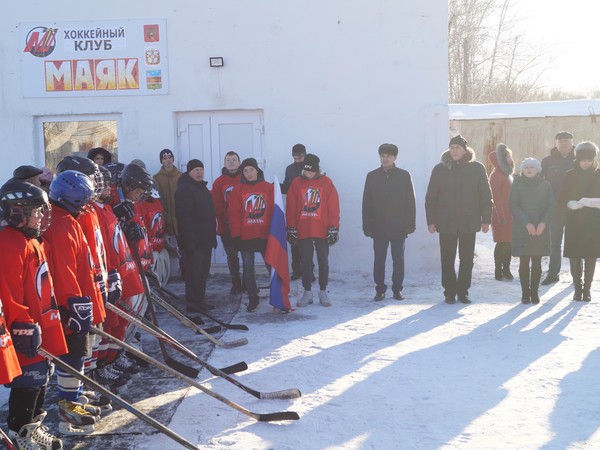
[3,231,600,449]
[152,231,600,450]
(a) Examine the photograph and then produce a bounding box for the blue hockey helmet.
[49,170,95,216]
[56,155,104,199]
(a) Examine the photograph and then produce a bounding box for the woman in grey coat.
[509,158,555,304]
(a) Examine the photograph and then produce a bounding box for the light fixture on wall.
[209,57,224,67]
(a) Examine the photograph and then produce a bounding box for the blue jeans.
[241,251,271,295]
[547,215,565,277]
[373,237,406,294]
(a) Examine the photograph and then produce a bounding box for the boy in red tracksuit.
[0,180,68,449]
[211,151,243,294]
[286,154,340,308]
[44,170,103,435]
[228,158,274,312]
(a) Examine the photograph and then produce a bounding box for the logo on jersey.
[113,223,135,270]
[303,188,321,213]
[224,185,235,203]
[244,194,267,220]
[150,212,164,236]
[35,261,59,315]
[23,26,58,57]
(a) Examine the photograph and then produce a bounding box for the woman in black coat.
[509,158,555,304]
[175,159,217,312]
[559,141,600,301]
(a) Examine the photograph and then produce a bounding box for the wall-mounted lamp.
[209,57,224,67]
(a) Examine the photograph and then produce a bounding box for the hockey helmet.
[49,170,95,216]
[121,163,153,197]
[56,155,104,198]
[104,162,125,186]
[0,180,51,237]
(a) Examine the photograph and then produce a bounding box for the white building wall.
[1,1,448,277]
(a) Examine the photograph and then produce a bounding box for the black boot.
[583,258,596,302]
[247,294,260,312]
[230,275,243,295]
[501,243,514,280]
[519,258,531,304]
[570,258,584,301]
[530,258,542,304]
[494,244,504,280]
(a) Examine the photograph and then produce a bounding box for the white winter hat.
[520,158,541,174]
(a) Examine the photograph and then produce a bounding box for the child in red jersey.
[0,180,68,449]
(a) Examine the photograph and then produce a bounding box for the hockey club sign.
[20,19,168,97]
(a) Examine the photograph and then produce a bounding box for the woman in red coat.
[488,143,515,280]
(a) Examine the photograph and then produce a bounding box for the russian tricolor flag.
[265,176,292,311]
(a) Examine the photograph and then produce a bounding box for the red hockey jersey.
[211,171,242,236]
[228,181,274,241]
[0,295,22,383]
[286,174,340,239]
[138,198,166,253]
[0,227,68,366]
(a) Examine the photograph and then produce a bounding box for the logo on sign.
[24,26,58,57]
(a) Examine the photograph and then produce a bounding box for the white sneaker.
[319,290,332,307]
[296,291,313,307]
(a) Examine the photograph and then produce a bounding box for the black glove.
[107,269,122,304]
[112,200,136,223]
[363,229,373,238]
[124,221,145,243]
[327,226,339,246]
[11,322,42,359]
[66,296,93,334]
[286,227,298,246]
[407,227,416,235]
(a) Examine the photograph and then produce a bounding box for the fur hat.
[159,148,174,162]
[186,159,204,172]
[378,143,398,157]
[449,135,468,151]
[575,141,598,161]
[292,144,306,156]
[555,131,574,140]
[520,157,542,174]
[86,147,112,164]
[303,154,320,172]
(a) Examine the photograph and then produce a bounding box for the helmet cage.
[1,192,51,238]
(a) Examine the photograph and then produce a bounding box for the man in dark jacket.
[425,135,493,304]
[362,143,416,301]
[540,131,575,285]
[175,159,217,312]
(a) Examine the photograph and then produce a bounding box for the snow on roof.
[450,99,600,120]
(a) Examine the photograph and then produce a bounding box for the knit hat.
[378,143,398,157]
[303,154,320,172]
[555,131,574,140]
[13,165,43,180]
[575,141,598,161]
[240,158,260,172]
[159,148,174,162]
[520,158,541,174]
[292,144,306,156]
[449,135,468,151]
[186,159,204,172]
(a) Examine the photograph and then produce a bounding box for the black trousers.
[220,233,241,281]
[439,233,476,298]
[298,238,329,291]
[183,247,212,305]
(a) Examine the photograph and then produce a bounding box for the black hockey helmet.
[56,155,104,198]
[104,162,125,186]
[121,163,153,196]
[0,180,51,237]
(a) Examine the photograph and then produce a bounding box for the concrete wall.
[1,1,449,276]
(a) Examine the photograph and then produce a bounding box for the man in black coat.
[362,143,416,301]
[540,130,575,285]
[425,135,493,304]
[175,159,217,312]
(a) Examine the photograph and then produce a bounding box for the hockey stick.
[38,348,200,449]
[108,302,299,400]
[152,283,250,331]
[149,288,221,334]
[0,426,16,450]
[108,302,247,375]
[126,238,200,379]
[149,291,248,348]
[91,327,299,422]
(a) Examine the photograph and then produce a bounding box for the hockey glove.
[113,200,136,223]
[107,269,123,304]
[327,226,339,246]
[286,227,298,246]
[124,222,145,243]
[66,296,93,334]
[95,275,107,305]
[11,322,42,359]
